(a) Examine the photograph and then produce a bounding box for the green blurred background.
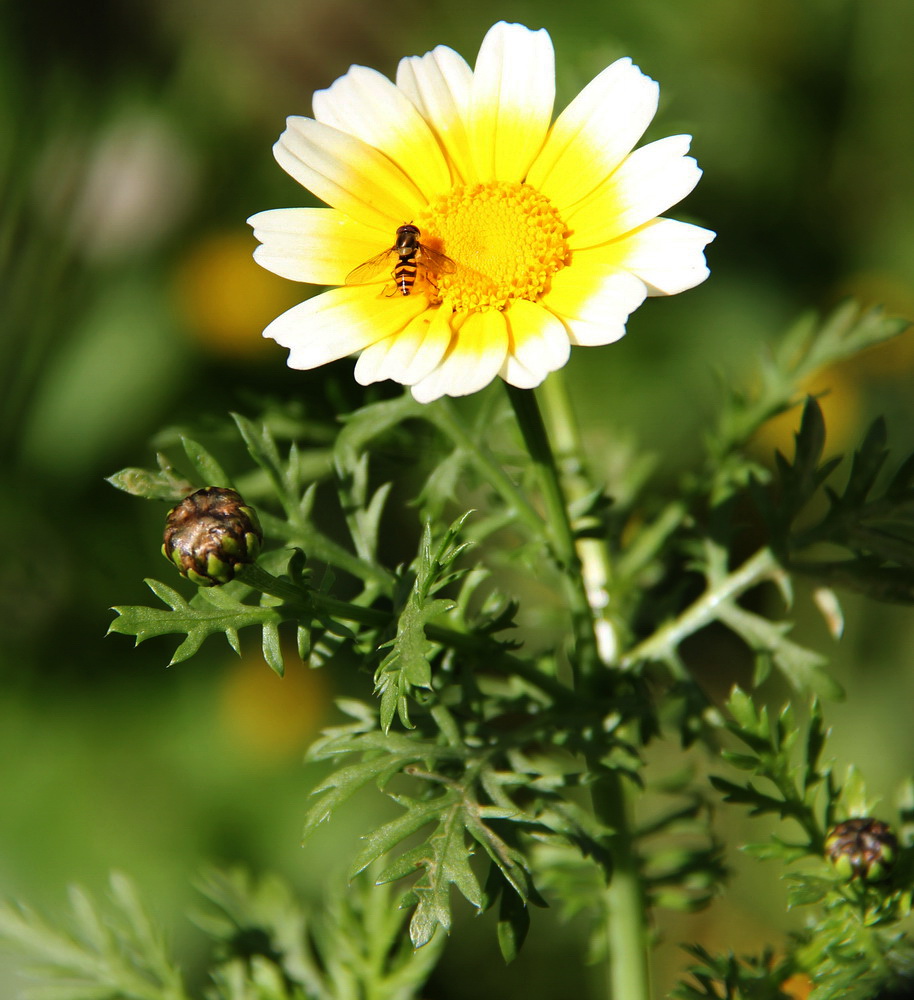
[3,0,914,996]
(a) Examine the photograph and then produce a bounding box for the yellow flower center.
[416,181,569,313]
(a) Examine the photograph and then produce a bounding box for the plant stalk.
[507,378,650,1000]
[504,383,599,679]
[620,546,781,668]
[539,371,619,664]
[593,769,652,1000]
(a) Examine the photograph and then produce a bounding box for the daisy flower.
[249,22,714,403]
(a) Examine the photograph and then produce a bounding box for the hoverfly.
[345,224,456,296]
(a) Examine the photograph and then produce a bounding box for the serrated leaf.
[786,874,833,907]
[409,800,484,947]
[720,751,760,771]
[109,579,286,666]
[303,760,414,840]
[804,699,828,794]
[374,517,470,733]
[261,622,285,677]
[376,845,433,885]
[725,687,760,732]
[742,838,810,863]
[496,882,530,963]
[708,776,791,817]
[105,466,191,502]
[718,604,843,699]
[181,436,232,488]
[348,796,443,879]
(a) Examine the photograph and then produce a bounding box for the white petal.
[616,218,715,295]
[545,269,647,346]
[527,58,659,213]
[248,207,385,285]
[354,306,453,385]
[566,135,702,248]
[411,309,508,402]
[273,117,422,231]
[468,22,555,182]
[312,65,452,200]
[264,284,427,369]
[396,45,475,183]
[500,300,570,388]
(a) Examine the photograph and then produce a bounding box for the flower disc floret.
[418,182,569,312]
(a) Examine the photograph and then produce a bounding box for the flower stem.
[539,371,619,664]
[592,770,651,1000]
[503,383,599,679]
[527,373,650,1000]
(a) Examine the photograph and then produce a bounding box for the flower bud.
[162,487,262,586]
[825,818,898,882]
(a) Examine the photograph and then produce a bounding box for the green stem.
[534,372,650,1000]
[592,770,651,1000]
[504,383,599,679]
[539,371,620,664]
[620,547,780,669]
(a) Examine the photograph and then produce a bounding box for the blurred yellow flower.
[780,973,813,1000]
[250,21,714,402]
[176,231,302,359]
[219,653,329,759]
[752,365,862,459]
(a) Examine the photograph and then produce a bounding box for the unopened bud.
[825,818,898,882]
[162,487,262,586]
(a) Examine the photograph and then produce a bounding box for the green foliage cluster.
[0,869,442,1000]
[5,304,914,999]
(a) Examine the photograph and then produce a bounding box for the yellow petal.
[544,268,646,346]
[354,306,454,386]
[264,284,427,369]
[411,309,508,401]
[273,117,423,232]
[501,300,570,388]
[575,218,715,296]
[566,135,702,249]
[248,207,387,286]
[468,22,555,182]
[312,65,452,200]
[396,45,476,184]
[527,58,659,214]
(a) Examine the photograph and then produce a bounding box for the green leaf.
[374,517,470,732]
[717,603,843,699]
[109,578,287,666]
[496,879,530,964]
[301,754,425,841]
[786,873,833,908]
[105,453,193,501]
[0,873,190,1000]
[409,794,484,947]
[261,622,285,677]
[181,436,232,488]
[348,796,443,879]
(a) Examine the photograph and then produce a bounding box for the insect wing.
[416,244,457,277]
[345,247,398,285]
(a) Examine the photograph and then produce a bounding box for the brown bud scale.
[162,487,262,586]
[824,817,898,882]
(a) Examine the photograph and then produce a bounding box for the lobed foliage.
[4,304,914,999]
